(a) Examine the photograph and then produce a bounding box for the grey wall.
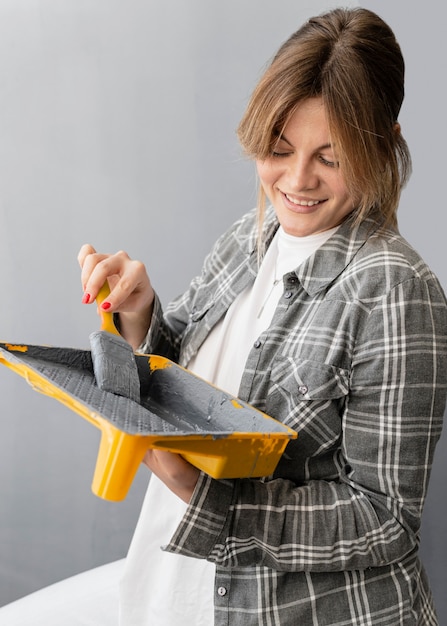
[0,0,445,622]
[0,0,356,608]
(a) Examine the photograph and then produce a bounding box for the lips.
[285,193,321,207]
[282,192,325,211]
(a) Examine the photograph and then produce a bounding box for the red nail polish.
[101,301,111,311]
[82,293,91,304]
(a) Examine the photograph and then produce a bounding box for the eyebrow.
[278,133,333,152]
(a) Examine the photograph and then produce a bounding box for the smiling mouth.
[284,193,323,207]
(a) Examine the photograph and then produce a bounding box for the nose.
[287,154,319,191]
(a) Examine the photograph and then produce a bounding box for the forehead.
[279,98,333,146]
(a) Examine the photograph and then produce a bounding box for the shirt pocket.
[270,356,350,399]
[266,356,350,428]
[265,357,350,479]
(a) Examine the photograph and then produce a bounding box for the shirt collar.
[251,206,386,297]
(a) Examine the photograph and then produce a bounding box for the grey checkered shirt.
[143,207,447,625]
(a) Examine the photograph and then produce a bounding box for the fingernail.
[101,301,111,311]
[82,292,91,304]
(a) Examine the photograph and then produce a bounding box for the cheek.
[329,174,352,206]
[256,160,276,189]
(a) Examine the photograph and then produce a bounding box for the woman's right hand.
[78,244,155,350]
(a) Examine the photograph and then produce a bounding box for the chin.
[280,220,320,238]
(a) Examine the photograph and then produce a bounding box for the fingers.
[77,243,97,269]
[78,245,154,315]
[142,450,200,503]
[79,246,114,296]
[99,254,150,312]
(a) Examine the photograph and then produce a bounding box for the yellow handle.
[96,282,120,336]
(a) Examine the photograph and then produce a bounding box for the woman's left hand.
[143,449,200,503]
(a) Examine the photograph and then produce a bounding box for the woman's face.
[256,98,354,237]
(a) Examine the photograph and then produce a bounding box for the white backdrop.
[0,0,445,623]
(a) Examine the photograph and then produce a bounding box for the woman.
[79,7,447,625]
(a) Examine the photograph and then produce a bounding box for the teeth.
[285,194,321,207]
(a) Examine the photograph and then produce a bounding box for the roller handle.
[95,282,120,336]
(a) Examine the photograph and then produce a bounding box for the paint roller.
[89,283,141,403]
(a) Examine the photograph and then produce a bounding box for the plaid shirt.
[144,207,447,625]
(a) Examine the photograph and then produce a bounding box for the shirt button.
[253,339,262,348]
[299,385,308,395]
[283,291,293,299]
[217,586,227,596]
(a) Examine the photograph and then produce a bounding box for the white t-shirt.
[119,225,337,625]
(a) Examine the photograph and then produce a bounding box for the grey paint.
[0,342,290,436]
[0,1,445,623]
[89,330,141,402]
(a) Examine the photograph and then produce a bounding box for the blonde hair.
[237,7,411,237]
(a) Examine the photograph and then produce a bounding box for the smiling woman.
[1,5,445,626]
[255,98,354,237]
[237,13,411,239]
[73,7,447,626]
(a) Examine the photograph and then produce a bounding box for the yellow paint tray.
[0,341,297,501]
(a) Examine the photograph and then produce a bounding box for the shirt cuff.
[163,472,235,560]
[137,292,163,354]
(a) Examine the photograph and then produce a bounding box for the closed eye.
[271,150,292,158]
[319,155,338,168]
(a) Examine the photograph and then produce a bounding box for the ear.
[394,122,401,134]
